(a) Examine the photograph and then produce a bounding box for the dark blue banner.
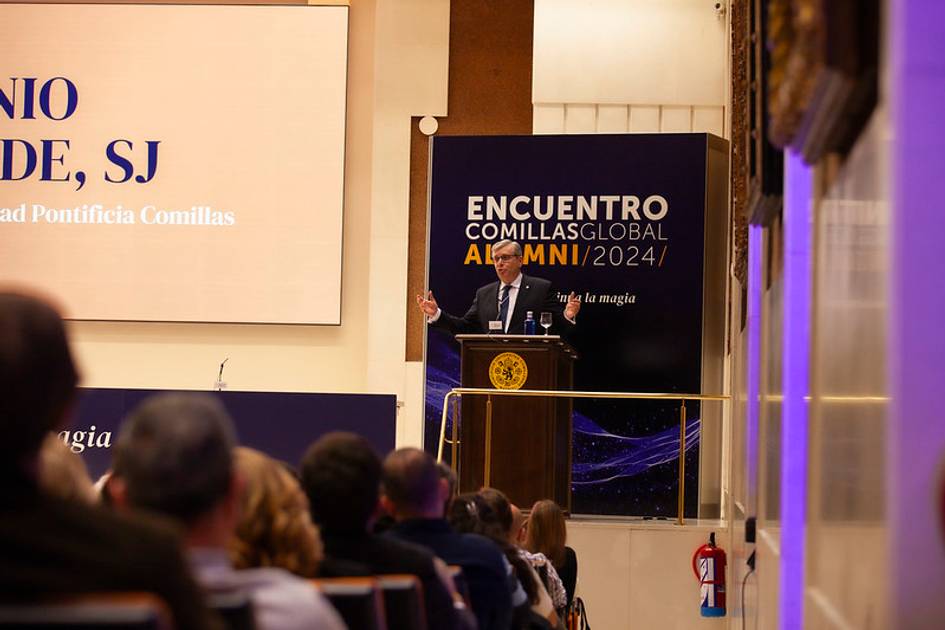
[424,134,712,517]
[64,388,397,478]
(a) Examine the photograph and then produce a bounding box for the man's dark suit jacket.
[432,274,572,336]
[319,530,461,630]
[387,518,512,630]
[0,482,220,629]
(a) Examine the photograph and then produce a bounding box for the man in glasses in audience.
[417,239,581,336]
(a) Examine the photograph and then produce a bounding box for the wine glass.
[539,311,552,335]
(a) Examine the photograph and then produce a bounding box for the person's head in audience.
[510,503,527,545]
[525,499,568,568]
[436,460,457,515]
[38,433,96,504]
[381,447,448,520]
[478,487,515,538]
[458,489,542,606]
[447,492,498,537]
[0,290,79,478]
[109,392,240,546]
[230,446,323,577]
[300,431,382,534]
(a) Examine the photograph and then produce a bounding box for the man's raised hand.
[416,290,439,317]
[564,291,581,320]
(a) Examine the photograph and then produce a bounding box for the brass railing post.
[450,394,460,474]
[484,394,493,488]
[436,392,449,462]
[677,399,687,526]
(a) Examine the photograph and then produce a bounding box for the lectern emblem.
[489,352,528,390]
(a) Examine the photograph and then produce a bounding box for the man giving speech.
[417,239,581,335]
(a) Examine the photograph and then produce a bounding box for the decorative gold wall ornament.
[730,0,750,282]
[765,0,878,160]
[767,0,824,148]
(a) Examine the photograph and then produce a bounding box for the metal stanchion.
[484,394,493,488]
[677,399,687,526]
[450,395,460,473]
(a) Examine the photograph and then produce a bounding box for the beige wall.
[533,0,728,136]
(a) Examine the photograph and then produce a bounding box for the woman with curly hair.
[229,446,324,578]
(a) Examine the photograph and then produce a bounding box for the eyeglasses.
[492,254,520,263]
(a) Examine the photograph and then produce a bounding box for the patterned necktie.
[498,284,511,331]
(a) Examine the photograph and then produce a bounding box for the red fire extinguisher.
[691,532,726,617]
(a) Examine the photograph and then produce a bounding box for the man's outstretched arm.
[417,290,482,335]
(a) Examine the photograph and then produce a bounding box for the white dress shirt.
[498,273,523,332]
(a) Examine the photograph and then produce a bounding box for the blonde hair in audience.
[38,432,96,504]
[229,446,323,577]
[525,499,567,568]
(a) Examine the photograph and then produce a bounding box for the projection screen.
[0,4,348,324]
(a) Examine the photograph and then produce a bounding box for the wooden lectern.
[454,334,577,511]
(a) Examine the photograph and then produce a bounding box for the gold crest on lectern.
[489,352,528,389]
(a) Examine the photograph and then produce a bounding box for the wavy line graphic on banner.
[571,415,700,484]
[424,337,699,487]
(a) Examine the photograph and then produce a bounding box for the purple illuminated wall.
[779,151,812,630]
[889,0,945,623]
[746,225,763,506]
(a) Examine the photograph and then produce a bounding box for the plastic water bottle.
[524,311,536,335]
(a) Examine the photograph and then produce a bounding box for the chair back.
[447,565,472,607]
[207,591,255,630]
[313,577,387,630]
[377,575,426,630]
[0,592,171,630]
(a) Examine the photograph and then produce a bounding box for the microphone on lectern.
[214,357,229,391]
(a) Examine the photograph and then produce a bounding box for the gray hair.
[113,393,236,524]
[492,240,522,256]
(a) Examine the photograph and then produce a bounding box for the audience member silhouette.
[38,432,97,504]
[510,504,527,546]
[525,500,577,607]
[230,446,324,578]
[450,491,558,628]
[109,392,344,630]
[437,461,458,516]
[460,490,561,629]
[382,447,513,630]
[300,431,466,630]
[0,290,220,629]
[492,497,567,614]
